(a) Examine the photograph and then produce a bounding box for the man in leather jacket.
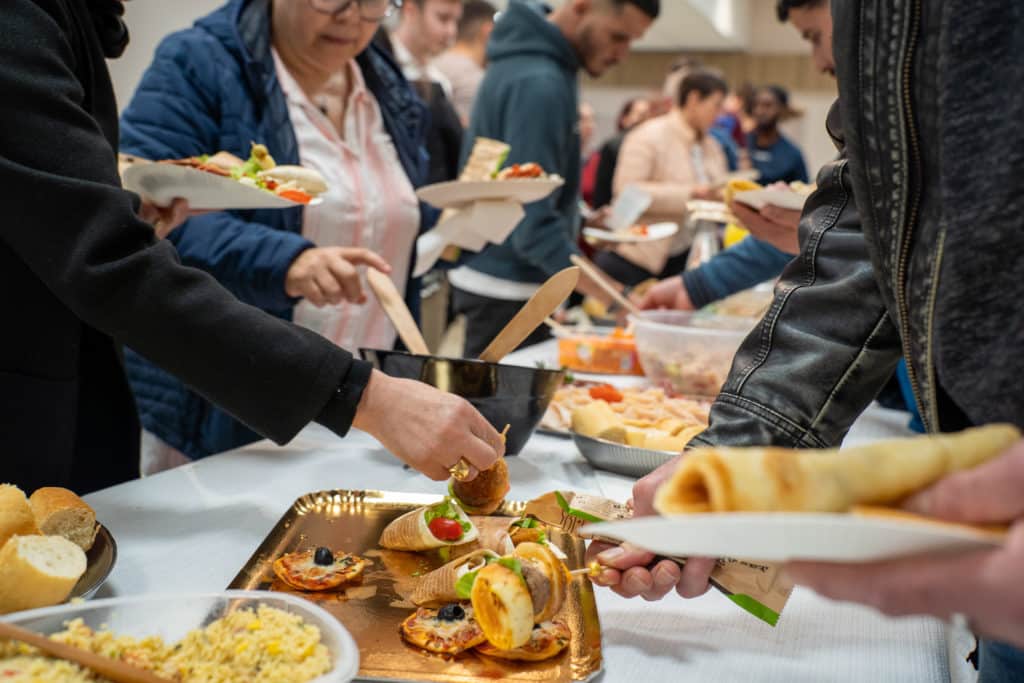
[589,0,1024,677]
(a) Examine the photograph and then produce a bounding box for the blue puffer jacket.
[120,0,430,460]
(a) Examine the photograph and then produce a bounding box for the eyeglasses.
[308,0,402,23]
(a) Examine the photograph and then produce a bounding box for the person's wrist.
[318,361,375,438]
[351,369,383,433]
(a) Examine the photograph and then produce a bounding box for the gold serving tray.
[229,490,603,682]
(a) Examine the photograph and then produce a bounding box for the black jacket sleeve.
[0,0,369,445]
[693,104,903,449]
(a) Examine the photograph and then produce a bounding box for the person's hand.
[351,370,505,481]
[585,455,717,600]
[728,200,802,254]
[139,198,190,238]
[583,206,613,230]
[690,184,721,201]
[636,277,694,311]
[787,439,1024,648]
[285,247,391,306]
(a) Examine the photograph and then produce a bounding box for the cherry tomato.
[428,517,464,541]
[588,384,624,403]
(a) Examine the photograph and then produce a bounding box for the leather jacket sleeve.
[692,103,904,449]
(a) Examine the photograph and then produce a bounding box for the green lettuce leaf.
[455,570,478,600]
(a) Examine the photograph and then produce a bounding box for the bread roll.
[0,484,39,548]
[0,535,86,614]
[29,487,98,551]
[257,165,328,195]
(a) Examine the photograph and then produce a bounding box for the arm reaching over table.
[0,0,500,490]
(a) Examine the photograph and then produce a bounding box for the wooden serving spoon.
[569,254,642,316]
[366,267,430,356]
[0,621,172,683]
[477,266,580,363]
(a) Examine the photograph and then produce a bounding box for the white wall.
[747,0,808,54]
[108,0,223,110]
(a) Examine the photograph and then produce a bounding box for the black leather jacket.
[696,0,1024,449]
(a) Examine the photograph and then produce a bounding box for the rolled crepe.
[410,549,498,606]
[379,501,479,551]
[655,424,1021,514]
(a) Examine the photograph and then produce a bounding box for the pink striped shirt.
[273,51,420,352]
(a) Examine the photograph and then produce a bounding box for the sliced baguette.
[0,535,86,614]
[0,484,39,548]
[29,487,98,551]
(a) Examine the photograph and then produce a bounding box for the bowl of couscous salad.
[0,591,358,682]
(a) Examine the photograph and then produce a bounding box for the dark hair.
[758,84,791,108]
[677,70,728,107]
[776,0,825,22]
[609,0,660,20]
[457,0,496,42]
[616,97,646,131]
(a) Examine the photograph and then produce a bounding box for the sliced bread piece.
[29,487,98,551]
[0,535,87,614]
[0,484,39,548]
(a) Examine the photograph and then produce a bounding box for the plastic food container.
[557,329,644,376]
[2,590,359,683]
[631,311,754,397]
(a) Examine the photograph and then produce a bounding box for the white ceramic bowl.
[2,590,359,683]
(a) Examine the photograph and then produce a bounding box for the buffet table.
[83,341,976,683]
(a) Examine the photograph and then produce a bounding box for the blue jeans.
[979,640,1024,683]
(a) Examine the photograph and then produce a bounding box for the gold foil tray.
[229,490,603,682]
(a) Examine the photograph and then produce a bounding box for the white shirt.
[273,50,420,352]
[447,266,542,301]
[390,34,453,96]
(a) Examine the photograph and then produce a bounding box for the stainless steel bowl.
[571,432,678,478]
[360,349,565,455]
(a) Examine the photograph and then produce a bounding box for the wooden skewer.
[570,561,604,578]
[569,254,642,316]
[500,424,511,443]
[0,622,173,683]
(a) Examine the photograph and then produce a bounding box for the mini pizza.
[475,620,571,661]
[400,604,488,655]
[272,546,366,591]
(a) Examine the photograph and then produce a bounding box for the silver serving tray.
[571,432,677,478]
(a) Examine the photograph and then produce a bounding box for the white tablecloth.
[83,341,976,683]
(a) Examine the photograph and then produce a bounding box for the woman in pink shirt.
[120,0,434,469]
[595,70,730,285]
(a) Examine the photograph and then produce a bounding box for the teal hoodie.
[460,0,582,285]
